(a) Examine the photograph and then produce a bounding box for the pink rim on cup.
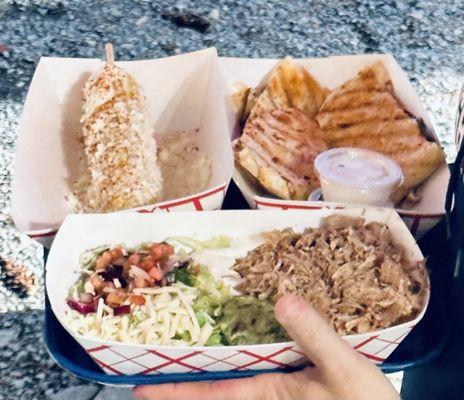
[313,147,404,207]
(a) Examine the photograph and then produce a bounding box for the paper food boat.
[46,209,429,375]
[220,54,450,239]
[11,48,233,248]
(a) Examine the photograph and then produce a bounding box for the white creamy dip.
[314,147,403,207]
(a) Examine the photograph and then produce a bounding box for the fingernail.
[275,294,303,323]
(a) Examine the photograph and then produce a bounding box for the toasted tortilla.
[316,62,446,204]
[235,108,328,200]
[243,57,329,122]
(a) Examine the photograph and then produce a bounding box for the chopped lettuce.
[195,310,215,327]
[189,265,231,345]
[167,236,231,253]
[79,246,108,270]
[193,266,230,300]
[74,280,86,296]
[205,326,223,346]
[192,266,230,318]
[173,331,192,342]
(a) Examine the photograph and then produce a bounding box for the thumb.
[275,294,366,374]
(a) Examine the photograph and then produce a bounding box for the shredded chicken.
[233,215,428,335]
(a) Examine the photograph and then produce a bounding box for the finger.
[134,374,281,400]
[134,371,327,400]
[275,294,366,373]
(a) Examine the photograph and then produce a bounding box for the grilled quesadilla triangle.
[234,58,330,201]
[244,57,330,122]
[234,108,328,200]
[316,61,446,205]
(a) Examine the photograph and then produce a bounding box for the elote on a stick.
[73,43,162,212]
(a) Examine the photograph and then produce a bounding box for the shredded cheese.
[65,282,212,346]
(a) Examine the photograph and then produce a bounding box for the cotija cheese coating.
[73,45,162,212]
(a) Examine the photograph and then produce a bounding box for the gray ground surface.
[0,0,462,399]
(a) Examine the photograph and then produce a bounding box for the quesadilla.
[316,62,446,204]
[234,108,328,200]
[242,57,330,123]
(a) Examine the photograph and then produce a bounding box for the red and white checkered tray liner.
[46,209,429,375]
[250,196,445,240]
[74,324,416,376]
[27,183,228,248]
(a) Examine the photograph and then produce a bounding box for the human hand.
[133,294,400,400]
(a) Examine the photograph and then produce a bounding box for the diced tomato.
[149,243,174,260]
[148,266,163,281]
[160,243,174,256]
[129,294,146,305]
[139,257,155,272]
[134,278,148,288]
[106,291,126,305]
[124,252,141,275]
[110,247,123,260]
[128,253,141,266]
[192,264,201,274]
[149,244,165,260]
[96,251,112,270]
[90,273,104,290]
[122,263,130,278]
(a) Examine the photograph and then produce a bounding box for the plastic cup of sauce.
[313,147,404,207]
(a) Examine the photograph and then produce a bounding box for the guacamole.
[218,296,289,345]
[189,264,288,346]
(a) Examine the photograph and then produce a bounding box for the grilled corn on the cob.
[73,44,162,212]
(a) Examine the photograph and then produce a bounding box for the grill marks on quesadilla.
[316,62,446,204]
[244,57,329,122]
[235,108,328,200]
[235,58,330,200]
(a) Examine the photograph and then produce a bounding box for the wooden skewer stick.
[105,43,115,65]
